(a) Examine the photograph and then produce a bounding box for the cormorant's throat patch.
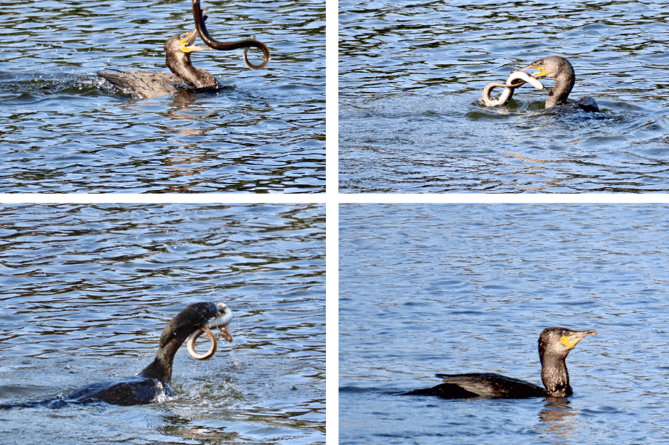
[560,335,578,349]
[179,31,197,53]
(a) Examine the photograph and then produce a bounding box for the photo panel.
[0,0,325,193]
[338,1,667,193]
[340,203,668,443]
[0,203,325,444]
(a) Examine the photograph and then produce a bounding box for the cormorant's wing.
[64,376,172,406]
[99,70,182,99]
[436,373,545,398]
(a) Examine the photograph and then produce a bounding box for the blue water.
[340,204,669,444]
[0,204,325,444]
[0,0,324,193]
[339,0,669,192]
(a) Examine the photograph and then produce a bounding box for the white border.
[325,0,338,440]
[336,193,669,204]
[0,193,664,205]
[0,194,324,204]
[326,199,338,445]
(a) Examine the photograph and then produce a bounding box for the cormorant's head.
[520,56,574,81]
[203,302,234,343]
[139,302,233,383]
[519,56,576,108]
[539,327,596,363]
[159,302,233,349]
[164,29,212,73]
[166,29,212,59]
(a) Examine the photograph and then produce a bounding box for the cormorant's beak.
[560,329,597,349]
[520,62,547,79]
[205,302,234,343]
[178,29,211,54]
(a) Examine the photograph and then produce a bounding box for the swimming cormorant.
[0,302,233,408]
[99,28,217,99]
[519,56,599,112]
[99,1,270,99]
[405,327,596,399]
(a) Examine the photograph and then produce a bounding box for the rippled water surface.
[0,204,325,444]
[0,0,324,193]
[339,1,669,193]
[340,204,669,443]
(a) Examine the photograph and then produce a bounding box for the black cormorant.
[0,302,233,408]
[519,56,599,112]
[405,327,596,399]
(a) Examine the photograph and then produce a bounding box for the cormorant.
[519,56,599,112]
[0,302,233,408]
[405,327,596,399]
[99,28,218,99]
[99,1,270,99]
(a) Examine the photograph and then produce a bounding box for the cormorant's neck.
[139,335,187,384]
[166,50,218,89]
[546,67,575,108]
[540,354,572,397]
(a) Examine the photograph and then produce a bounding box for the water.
[339,0,669,193]
[0,204,325,444]
[0,0,325,193]
[340,204,669,444]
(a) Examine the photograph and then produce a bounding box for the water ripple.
[340,204,669,444]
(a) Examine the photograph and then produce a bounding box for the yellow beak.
[530,64,547,78]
